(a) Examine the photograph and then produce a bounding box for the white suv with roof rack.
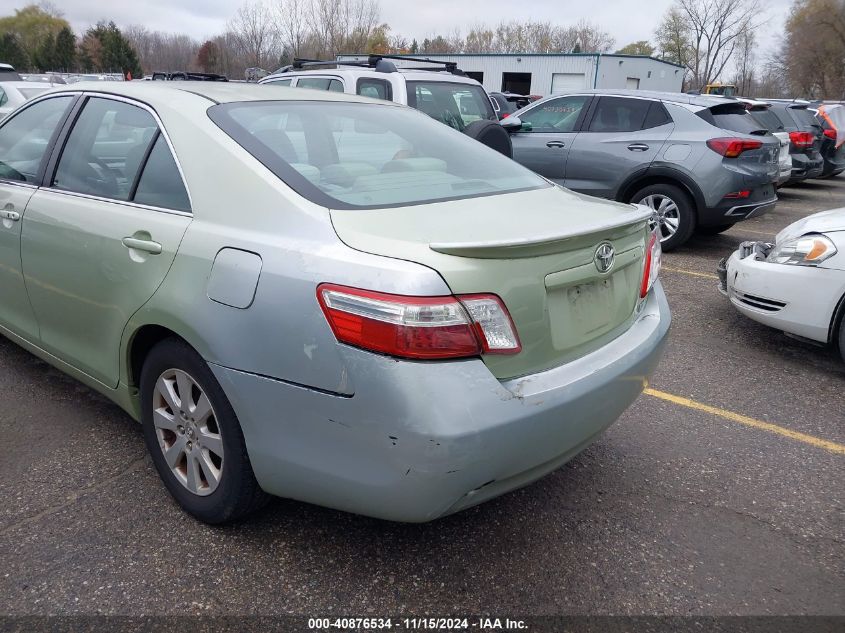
[258,55,511,155]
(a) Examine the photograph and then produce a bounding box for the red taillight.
[706,137,763,158]
[502,113,510,118]
[316,284,521,360]
[640,232,662,299]
[789,131,815,148]
[823,128,837,140]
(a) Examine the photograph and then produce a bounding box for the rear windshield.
[406,81,496,131]
[749,108,784,132]
[209,101,547,209]
[18,87,48,100]
[788,106,822,129]
[699,104,766,134]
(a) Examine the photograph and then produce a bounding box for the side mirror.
[500,116,528,132]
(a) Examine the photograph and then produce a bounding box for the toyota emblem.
[594,242,615,273]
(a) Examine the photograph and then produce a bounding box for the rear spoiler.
[430,205,653,258]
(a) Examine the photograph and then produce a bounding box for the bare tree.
[275,0,310,61]
[228,0,279,68]
[731,27,755,95]
[664,0,763,88]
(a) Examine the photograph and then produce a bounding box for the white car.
[0,81,52,120]
[719,209,845,361]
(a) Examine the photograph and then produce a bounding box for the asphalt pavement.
[0,178,843,619]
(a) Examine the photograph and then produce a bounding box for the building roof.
[338,52,687,70]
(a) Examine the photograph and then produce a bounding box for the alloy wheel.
[152,368,224,496]
[639,193,680,242]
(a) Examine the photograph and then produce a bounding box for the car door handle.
[546,141,566,148]
[627,143,650,152]
[122,237,162,255]
[0,210,20,221]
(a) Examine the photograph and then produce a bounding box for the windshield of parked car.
[749,108,785,132]
[209,100,547,209]
[405,81,496,131]
[788,106,822,130]
[699,104,767,135]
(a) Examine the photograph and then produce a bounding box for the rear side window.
[0,87,7,107]
[133,135,191,212]
[643,101,672,128]
[0,96,72,183]
[297,77,344,92]
[356,78,392,101]
[405,81,497,130]
[53,97,158,201]
[587,97,652,133]
[749,108,784,132]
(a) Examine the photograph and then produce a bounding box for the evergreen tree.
[33,32,55,71]
[0,32,29,70]
[54,26,76,72]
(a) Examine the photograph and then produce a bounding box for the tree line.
[0,3,141,77]
[0,0,841,99]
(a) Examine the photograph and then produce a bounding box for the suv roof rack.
[279,55,466,76]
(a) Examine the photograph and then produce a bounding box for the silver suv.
[506,90,781,250]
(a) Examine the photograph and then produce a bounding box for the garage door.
[551,73,586,94]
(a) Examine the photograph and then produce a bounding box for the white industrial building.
[338,53,685,96]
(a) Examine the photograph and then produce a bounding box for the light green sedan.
[0,82,669,523]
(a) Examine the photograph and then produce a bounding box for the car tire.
[697,223,734,235]
[631,183,696,251]
[839,316,845,365]
[140,338,269,524]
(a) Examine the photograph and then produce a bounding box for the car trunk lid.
[330,185,653,380]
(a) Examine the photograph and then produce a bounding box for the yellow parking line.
[661,266,719,280]
[644,388,845,455]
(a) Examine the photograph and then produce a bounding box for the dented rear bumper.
[210,283,670,522]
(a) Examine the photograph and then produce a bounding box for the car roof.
[261,67,481,86]
[41,81,392,106]
[534,88,732,108]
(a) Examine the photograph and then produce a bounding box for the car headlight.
[767,234,837,266]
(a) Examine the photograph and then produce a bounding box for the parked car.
[505,90,781,250]
[0,63,22,81]
[489,91,534,119]
[0,82,669,523]
[0,81,52,120]
[812,103,845,178]
[20,73,67,85]
[737,97,792,187]
[764,99,825,183]
[718,209,845,362]
[151,71,228,81]
[258,55,512,155]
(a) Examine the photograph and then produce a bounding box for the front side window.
[405,81,496,131]
[519,96,590,133]
[53,97,158,200]
[588,97,653,133]
[210,101,547,209]
[0,87,7,107]
[0,95,72,183]
[266,78,292,86]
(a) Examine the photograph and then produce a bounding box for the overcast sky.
[1,0,794,62]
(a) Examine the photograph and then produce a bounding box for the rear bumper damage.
[211,284,671,522]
